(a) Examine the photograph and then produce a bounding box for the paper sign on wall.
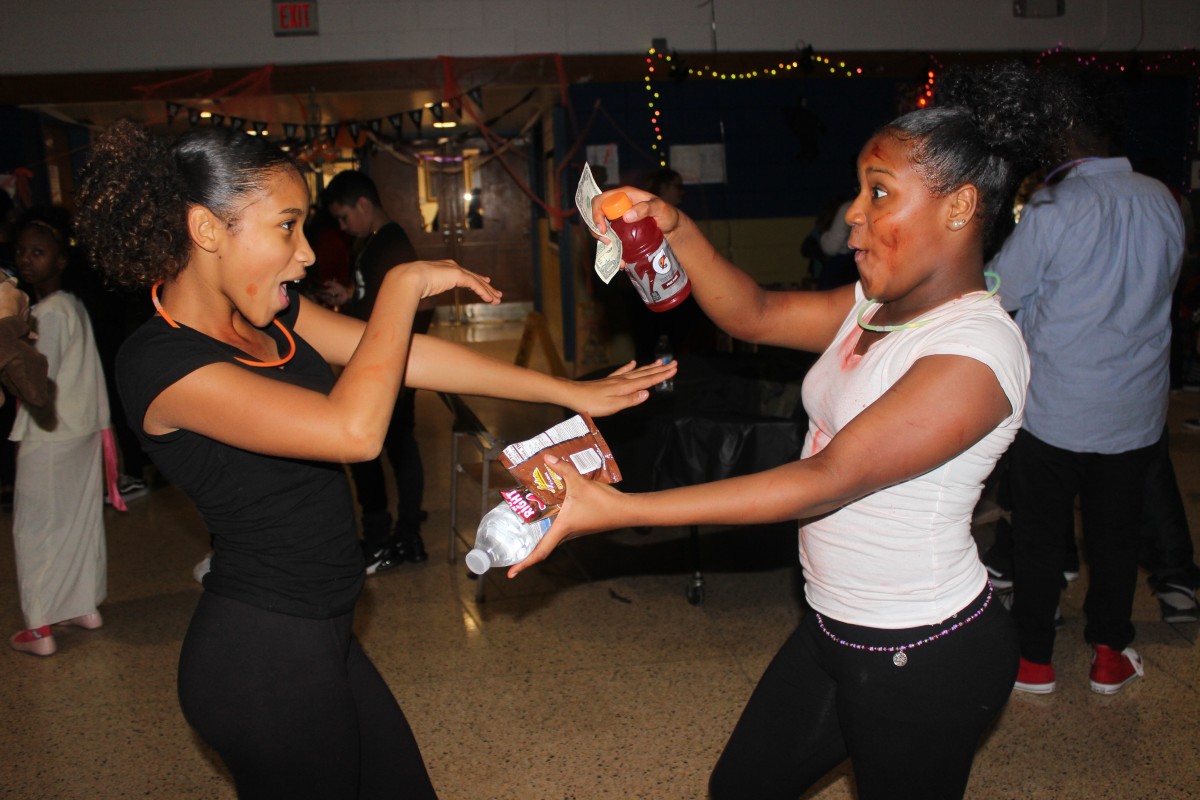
[669,144,726,185]
[585,144,620,186]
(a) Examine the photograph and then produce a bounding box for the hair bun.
[937,62,1049,171]
[75,120,192,288]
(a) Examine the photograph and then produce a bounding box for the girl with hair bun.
[74,121,673,799]
[511,63,1048,799]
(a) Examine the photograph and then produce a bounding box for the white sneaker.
[192,553,212,584]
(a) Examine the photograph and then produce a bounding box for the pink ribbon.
[102,429,127,512]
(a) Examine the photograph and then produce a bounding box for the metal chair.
[438,392,516,601]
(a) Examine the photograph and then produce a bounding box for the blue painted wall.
[569,72,1195,219]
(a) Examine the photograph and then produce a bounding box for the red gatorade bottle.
[600,191,691,312]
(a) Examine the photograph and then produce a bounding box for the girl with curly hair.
[73,121,673,799]
[510,63,1054,800]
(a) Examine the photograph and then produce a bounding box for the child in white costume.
[9,214,109,657]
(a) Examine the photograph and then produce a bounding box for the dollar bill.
[575,163,623,284]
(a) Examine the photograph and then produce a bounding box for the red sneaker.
[1089,644,1144,694]
[9,626,56,657]
[1013,657,1056,694]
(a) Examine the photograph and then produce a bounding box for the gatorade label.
[628,242,688,306]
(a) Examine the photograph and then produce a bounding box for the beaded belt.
[813,582,994,667]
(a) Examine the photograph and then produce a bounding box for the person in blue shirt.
[989,70,1186,695]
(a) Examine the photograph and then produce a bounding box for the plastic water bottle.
[465,502,554,574]
[600,191,691,312]
[654,334,675,393]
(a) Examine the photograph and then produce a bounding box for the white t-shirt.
[799,282,1029,628]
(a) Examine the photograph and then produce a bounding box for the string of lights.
[642,44,1196,190]
[642,46,866,167]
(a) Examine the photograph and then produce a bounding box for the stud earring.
[949,218,967,230]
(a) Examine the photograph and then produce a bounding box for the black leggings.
[710,585,1017,800]
[178,593,437,799]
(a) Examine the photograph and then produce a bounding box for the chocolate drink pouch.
[499,413,622,506]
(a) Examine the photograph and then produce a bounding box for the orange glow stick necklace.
[151,281,296,368]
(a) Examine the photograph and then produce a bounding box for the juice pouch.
[499,413,622,506]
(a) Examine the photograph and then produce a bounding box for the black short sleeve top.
[116,286,363,618]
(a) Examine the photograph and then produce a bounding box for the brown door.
[367,138,536,315]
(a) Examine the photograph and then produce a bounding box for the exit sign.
[273,1,318,36]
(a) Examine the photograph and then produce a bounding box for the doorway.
[367,137,537,319]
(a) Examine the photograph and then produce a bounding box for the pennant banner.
[158,83,493,142]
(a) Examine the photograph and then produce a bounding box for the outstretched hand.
[507,453,625,579]
[567,358,678,417]
[390,259,503,305]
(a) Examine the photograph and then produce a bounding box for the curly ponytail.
[76,121,301,288]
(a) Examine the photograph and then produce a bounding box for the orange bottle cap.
[600,192,633,220]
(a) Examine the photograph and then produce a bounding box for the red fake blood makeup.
[878,222,899,253]
[810,425,829,454]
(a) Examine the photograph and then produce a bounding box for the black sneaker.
[1160,598,1198,624]
[1154,579,1199,623]
[365,543,403,576]
[396,531,428,563]
[117,474,149,502]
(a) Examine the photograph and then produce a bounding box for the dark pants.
[349,386,424,550]
[981,451,1078,576]
[1009,429,1156,663]
[710,585,1017,800]
[179,593,437,800]
[1139,427,1198,587]
[988,425,1195,587]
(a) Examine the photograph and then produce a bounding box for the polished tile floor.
[2,322,1198,799]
